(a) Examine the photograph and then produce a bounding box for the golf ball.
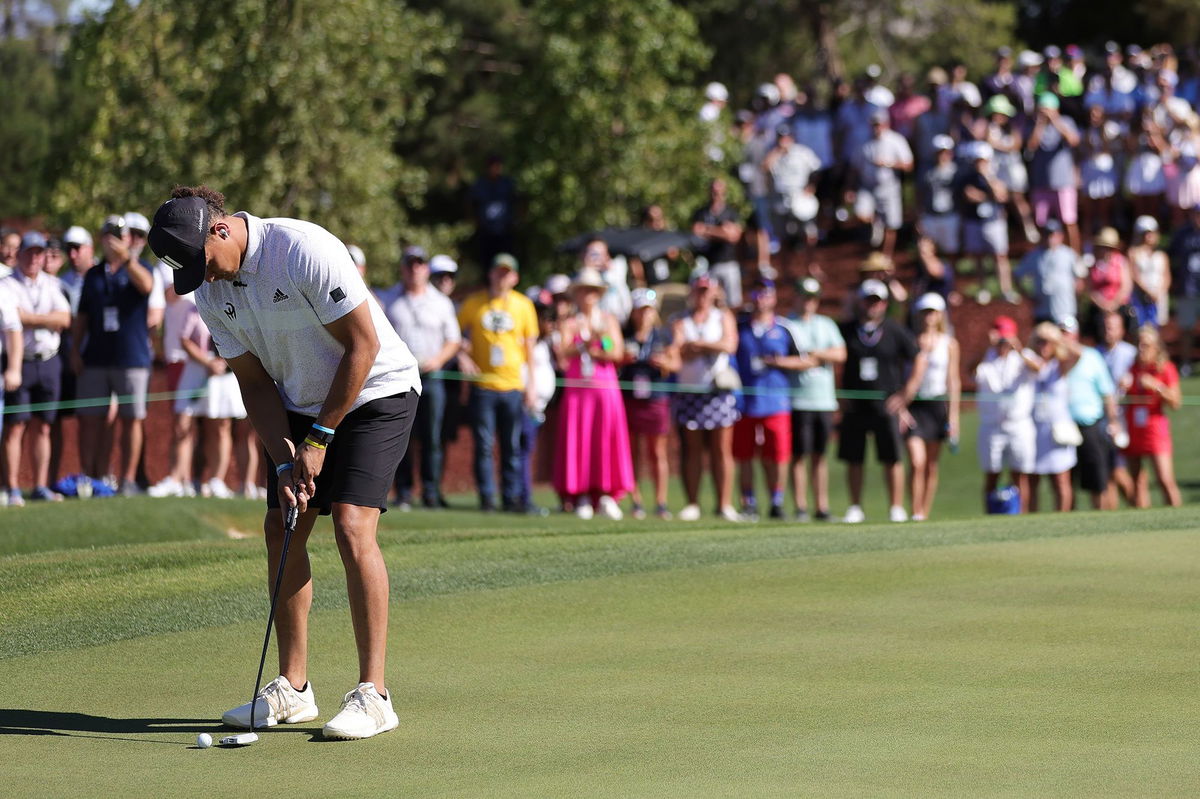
[197,733,212,749]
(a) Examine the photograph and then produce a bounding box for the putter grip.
[285,503,298,532]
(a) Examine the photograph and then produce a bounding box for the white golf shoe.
[842,505,866,524]
[598,495,623,520]
[222,675,318,729]
[322,682,399,740]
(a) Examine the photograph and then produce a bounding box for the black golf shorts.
[267,390,418,515]
[837,407,903,465]
[791,410,833,457]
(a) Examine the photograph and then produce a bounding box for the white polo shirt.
[0,283,20,358]
[384,286,460,368]
[196,212,420,415]
[1,271,69,359]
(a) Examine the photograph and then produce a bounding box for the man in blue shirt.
[733,280,803,519]
[1015,219,1079,325]
[69,214,155,495]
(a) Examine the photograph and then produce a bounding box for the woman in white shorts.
[175,304,246,498]
[1027,323,1081,512]
[974,316,1039,513]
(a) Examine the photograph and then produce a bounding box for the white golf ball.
[197,732,212,749]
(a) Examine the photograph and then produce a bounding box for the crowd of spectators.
[0,38,1192,517]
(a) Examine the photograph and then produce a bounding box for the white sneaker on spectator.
[206,477,236,499]
[575,502,594,520]
[678,503,701,521]
[222,675,318,729]
[719,505,742,523]
[889,505,908,523]
[843,505,865,524]
[598,495,622,520]
[0,489,8,507]
[7,490,25,508]
[322,682,398,740]
[148,477,184,498]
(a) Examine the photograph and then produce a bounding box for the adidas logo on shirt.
[272,288,289,303]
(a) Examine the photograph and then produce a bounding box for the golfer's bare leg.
[332,503,389,695]
[264,508,318,689]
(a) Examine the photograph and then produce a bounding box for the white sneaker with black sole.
[222,675,318,728]
[322,682,398,740]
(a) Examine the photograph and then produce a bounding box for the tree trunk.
[808,1,844,84]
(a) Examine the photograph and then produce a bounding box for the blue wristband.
[275,462,294,476]
[311,423,335,436]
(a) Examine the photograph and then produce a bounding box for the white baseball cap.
[544,273,571,296]
[704,82,729,103]
[429,254,458,275]
[859,279,889,300]
[345,243,366,268]
[631,288,658,310]
[1133,215,1159,235]
[913,293,946,313]
[124,211,151,235]
[63,225,92,247]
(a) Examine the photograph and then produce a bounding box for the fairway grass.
[2,505,1198,796]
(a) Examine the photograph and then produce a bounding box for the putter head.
[219,732,259,746]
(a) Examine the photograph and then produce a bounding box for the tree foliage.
[686,0,1018,104]
[0,36,58,219]
[501,0,718,273]
[47,0,455,276]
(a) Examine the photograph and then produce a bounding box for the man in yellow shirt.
[457,253,539,511]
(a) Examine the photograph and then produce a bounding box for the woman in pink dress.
[552,267,635,519]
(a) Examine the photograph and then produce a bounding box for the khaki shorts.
[77,366,150,419]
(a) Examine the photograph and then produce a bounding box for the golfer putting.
[148,186,420,740]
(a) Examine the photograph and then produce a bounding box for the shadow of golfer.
[0,709,316,744]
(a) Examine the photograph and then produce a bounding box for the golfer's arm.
[226,352,296,467]
[315,300,380,431]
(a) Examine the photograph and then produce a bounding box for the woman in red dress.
[1121,327,1182,507]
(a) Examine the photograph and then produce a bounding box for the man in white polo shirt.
[384,246,460,509]
[148,185,421,740]
[1,232,71,505]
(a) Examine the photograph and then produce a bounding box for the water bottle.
[948,435,959,455]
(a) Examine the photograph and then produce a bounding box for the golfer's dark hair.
[169,185,227,219]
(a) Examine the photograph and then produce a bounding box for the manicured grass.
[1,500,1198,796]
[2,394,1198,795]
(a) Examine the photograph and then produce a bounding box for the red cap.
[992,315,1018,338]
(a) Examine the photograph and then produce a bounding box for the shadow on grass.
[0,709,318,744]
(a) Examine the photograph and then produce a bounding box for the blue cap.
[19,231,47,251]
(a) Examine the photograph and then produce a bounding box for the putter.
[245,502,299,740]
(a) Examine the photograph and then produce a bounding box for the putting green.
[2,517,1197,797]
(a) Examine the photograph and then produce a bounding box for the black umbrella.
[557,227,702,263]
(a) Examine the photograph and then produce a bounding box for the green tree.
[47,0,455,279]
[0,36,58,219]
[500,0,717,274]
[686,0,1018,105]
